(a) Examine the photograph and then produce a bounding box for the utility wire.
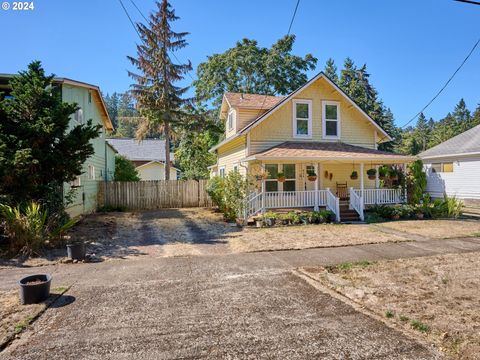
[118,0,196,82]
[255,0,302,120]
[455,0,480,5]
[401,37,480,129]
[287,0,301,36]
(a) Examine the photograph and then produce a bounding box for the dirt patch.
[229,224,409,253]
[302,252,480,359]
[375,219,480,239]
[0,287,69,349]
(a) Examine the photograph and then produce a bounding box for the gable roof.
[243,141,412,162]
[238,72,392,142]
[419,124,480,159]
[0,74,114,131]
[106,138,174,162]
[224,92,284,109]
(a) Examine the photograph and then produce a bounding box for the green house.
[0,75,116,217]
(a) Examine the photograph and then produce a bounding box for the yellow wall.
[217,136,247,175]
[137,162,178,180]
[250,77,377,154]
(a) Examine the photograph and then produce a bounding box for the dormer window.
[227,109,235,131]
[293,99,312,138]
[74,108,84,124]
[322,101,341,139]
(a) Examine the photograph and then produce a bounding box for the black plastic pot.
[67,242,86,260]
[18,274,52,305]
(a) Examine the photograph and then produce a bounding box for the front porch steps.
[339,203,361,223]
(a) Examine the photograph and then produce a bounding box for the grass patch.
[399,315,410,322]
[385,310,394,318]
[410,319,430,333]
[326,260,375,273]
[13,316,34,334]
[53,286,69,293]
[472,232,480,237]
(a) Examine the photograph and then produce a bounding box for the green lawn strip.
[325,260,375,273]
[0,285,71,351]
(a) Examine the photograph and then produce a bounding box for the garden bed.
[302,252,480,359]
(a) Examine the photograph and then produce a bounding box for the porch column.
[375,165,379,204]
[314,163,319,211]
[261,163,265,214]
[360,163,364,199]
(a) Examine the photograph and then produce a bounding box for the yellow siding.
[236,108,267,131]
[250,77,376,154]
[217,136,247,175]
[225,108,237,139]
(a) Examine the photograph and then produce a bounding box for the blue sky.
[1,0,479,127]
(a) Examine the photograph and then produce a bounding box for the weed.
[14,315,34,334]
[326,260,375,273]
[53,286,69,293]
[410,319,430,333]
[399,315,410,322]
[441,277,449,285]
[385,310,394,318]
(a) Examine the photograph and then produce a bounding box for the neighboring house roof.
[243,141,413,162]
[0,74,114,131]
[419,124,480,159]
[106,138,175,162]
[224,92,285,109]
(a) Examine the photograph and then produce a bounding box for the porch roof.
[243,141,414,163]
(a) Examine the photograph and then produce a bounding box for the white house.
[419,124,480,203]
[106,138,179,180]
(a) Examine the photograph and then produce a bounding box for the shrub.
[206,176,226,212]
[223,171,248,221]
[0,202,77,256]
[407,160,427,204]
[114,155,140,181]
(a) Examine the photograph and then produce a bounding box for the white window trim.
[88,165,95,180]
[322,100,341,140]
[227,109,236,132]
[292,99,312,139]
[219,166,226,178]
[264,163,296,192]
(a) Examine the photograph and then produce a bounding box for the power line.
[455,0,480,5]
[118,0,196,82]
[401,37,480,129]
[255,0,302,120]
[287,0,301,35]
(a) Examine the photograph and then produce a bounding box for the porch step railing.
[325,188,340,222]
[349,188,364,221]
[359,188,404,205]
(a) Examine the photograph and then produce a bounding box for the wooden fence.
[98,180,213,210]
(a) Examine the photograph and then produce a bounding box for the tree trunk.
[164,121,170,180]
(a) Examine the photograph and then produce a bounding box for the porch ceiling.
[243,141,414,163]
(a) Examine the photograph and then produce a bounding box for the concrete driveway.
[0,246,448,359]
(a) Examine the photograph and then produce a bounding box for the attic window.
[227,110,235,131]
[88,92,92,104]
[322,101,340,139]
[293,99,312,138]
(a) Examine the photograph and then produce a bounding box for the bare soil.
[302,252,480,359]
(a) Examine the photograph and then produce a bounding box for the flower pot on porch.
[379,175,385,180]
[350,171,358,180]
[392,214,400,221]
[368,175,376,180]
[307,176,317,182]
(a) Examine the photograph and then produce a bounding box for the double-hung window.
[264,164,296,192]
[293,99,312,138]
[322,101,340,139]
[219,166,226,178]
[265,164,279,192]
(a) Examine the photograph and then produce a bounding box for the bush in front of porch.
[258,209,336,227]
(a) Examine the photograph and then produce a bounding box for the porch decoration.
[389,167,399,181]
[307,168,317,182]
[350,171,358,180]
[277,172,286,182]
[367,168,376,180]
[329,173,333,181]
[324,170,329,179]
[378,166,388,180]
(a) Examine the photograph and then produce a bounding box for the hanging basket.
[277,176,286,183]
[307,175,317,182]
[350,171,358,180]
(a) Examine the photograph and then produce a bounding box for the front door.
[303,164,316,191]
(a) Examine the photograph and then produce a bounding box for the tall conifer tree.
[128,0,192,179]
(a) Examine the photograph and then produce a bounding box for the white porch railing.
[243,188,404,220]
[358,188,404,205]
[349,188,364,221]
[326,188,340,222]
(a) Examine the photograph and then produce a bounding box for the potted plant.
[350,171,358,180]
[18,274,52,305]
[254,217,263,228]
[378,166,388,180]
[389,167,399,181]
[307,169,317,182]
[263,212,277,227]
[66,241,86,261]
[367,168,376,180]
[277,172,286,182]
[391,207,401,220]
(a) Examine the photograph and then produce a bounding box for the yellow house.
[209,72,413,221]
